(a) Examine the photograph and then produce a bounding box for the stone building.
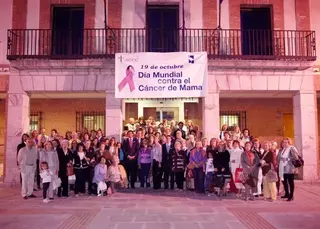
[0,0,320,183]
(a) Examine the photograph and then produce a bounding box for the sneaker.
[97,193,102,197]
[23,196,28,200]
[28,194,36,198]
[43,199,49,203]
[49,198,54,200]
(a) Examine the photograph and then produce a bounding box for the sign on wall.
[115,52,208,98]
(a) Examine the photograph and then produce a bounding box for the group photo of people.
[16,116,304,203]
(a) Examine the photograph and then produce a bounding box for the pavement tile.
[109,215,134,222]
[134,215,160,222]
[147,208,169,215]
[0,214,70,229]
[116,223,144,229]
[123,208,146,215]
[200,222,230,229]
[259,212,320,229]
[144,223,171,229]
[172,222,201,229]
[159,214,189,222]
[227,221,248,229]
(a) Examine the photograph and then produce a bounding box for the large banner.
[115,52,208,98]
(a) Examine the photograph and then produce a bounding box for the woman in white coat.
[39,141,59,200]
[229,140,244,194]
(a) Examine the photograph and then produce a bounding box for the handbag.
[234,167,244,183]
[265,163,278,183]
[67,165,74,176]
[260,151,279,183]
[292,155,304,168]
[53,177,61,190]
[245,174,257,187]
[68,174,76,184]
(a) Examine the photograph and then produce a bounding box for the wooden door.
[283,114,294,143]
[143,108,156,120]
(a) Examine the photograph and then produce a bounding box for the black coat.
[57,148,73,176]
[73,153,89,170]
[162,143,173,170]
[213,150,230,175]
[122,138,139,160]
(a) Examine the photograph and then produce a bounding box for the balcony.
[7,28,316,61]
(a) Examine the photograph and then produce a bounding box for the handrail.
[6,28,316,61]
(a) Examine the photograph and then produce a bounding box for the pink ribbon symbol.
[118,67,135,92]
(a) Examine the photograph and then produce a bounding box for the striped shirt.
[172,150,186,172]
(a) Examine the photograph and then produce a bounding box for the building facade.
[0,0,320,183]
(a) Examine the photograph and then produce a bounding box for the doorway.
[146,4,179,52]
[240,6,273,56]
[282,114,294,143]
[51,6,85,56]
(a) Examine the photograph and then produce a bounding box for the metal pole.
[217,0,222,55]
[182,0,185,51]
[218,0,222,29]
[104,0,107,28]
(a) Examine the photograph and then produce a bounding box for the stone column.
[202,92,220,139]
[105,92,123,141]
[4,92,30,185]
[293,91,318,181]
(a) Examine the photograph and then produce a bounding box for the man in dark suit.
[162,135,174,189]
[57,140,73,197]
[122,130,139,188]
[135,129,144,147]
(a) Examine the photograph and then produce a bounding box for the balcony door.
[240,6,273,56]
[51,6,84,57]
[147,5,179,52]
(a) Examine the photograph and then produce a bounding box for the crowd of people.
[16,116,303,203]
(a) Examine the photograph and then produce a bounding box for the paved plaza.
[0,182,320,229]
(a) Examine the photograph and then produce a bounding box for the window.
[219,111,247,131]
[51,6,85,56]
[76,111,105,133]
[29,112,43,132]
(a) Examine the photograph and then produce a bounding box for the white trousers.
[21,165,35,197]
[48,166,57,198]
[254,168,263,195]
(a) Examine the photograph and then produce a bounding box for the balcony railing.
[7,28,316,61]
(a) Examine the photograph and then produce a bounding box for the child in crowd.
[40,161,53,203]
[205,152,215,196]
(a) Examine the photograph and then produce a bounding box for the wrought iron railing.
[7,28,316,60]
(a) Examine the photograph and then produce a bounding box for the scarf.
[279,147,291,181]
[246,151,254,166]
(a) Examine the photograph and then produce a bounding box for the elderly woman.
[57,140,73,197]
[138,139,152,188]
[171,141,187,190]
[39,141,59,200]
[73,143,89,196]
[189,141,207,194]
[261,141,277,202]
[151,136,162,190]
[107,156,124,194]
[93,156,109,196]
[229,140,244,193]
[277,137,299,201]
[241,142,260,201]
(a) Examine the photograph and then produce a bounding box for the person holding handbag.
[260,141,278,202]
[277,137,299,201]
[240,142,260,201]
[57,140,73,197]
